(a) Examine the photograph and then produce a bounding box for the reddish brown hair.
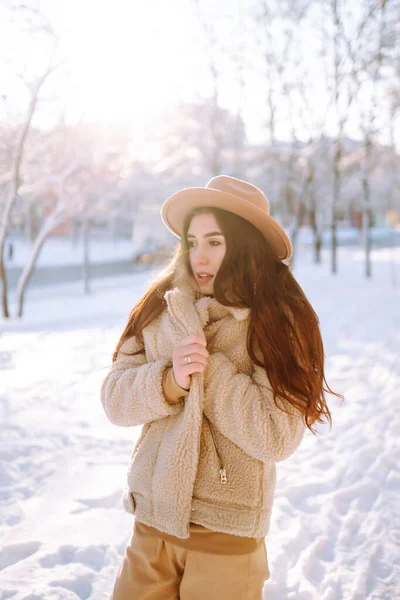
[113,207,343,435]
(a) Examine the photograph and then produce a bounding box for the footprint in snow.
[70,490,122,514]
[18,590,79,600]
[0,590,18,600]
[0,351,13,369]
[40,545,77,568]
[49,573,93,600]
[40,544,108,571]
[332,481,379,515]
[0,541,41,571]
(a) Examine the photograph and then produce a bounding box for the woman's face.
[187,212,227,295]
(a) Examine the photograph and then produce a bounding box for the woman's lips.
[196,274,213,284]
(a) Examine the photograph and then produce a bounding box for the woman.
[101,175,342,599]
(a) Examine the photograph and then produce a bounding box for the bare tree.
[388,79,400,287]
[358,0,392,278]
[15,162,86,316]
[0,64,55,317]
[253,0,289,202]
[230,41,247,179]
[13,117,127,314]
[252,0,316,267]
[0,1,58,316]
[192,0,250,178]
[193,6,229,176]
[325,0,384,274]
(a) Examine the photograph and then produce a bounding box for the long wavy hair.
[113,206,343,435]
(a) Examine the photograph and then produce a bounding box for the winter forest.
[0,0,399,599]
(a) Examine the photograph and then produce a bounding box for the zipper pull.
[220,468,227,484]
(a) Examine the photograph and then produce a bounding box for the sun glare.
[53,0,202,127]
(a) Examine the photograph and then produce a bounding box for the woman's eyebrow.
[187,231,224,239]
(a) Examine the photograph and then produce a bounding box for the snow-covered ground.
[0,246,399,600]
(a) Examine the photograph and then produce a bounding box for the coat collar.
[166,271,251,332]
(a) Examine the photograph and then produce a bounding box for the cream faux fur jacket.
[100,278,306,539]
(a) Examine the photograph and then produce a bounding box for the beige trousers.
[110,521,271,600]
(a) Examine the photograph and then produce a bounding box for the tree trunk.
[331,219,337,274]
[361,208,372,279]
[0,256,9,318]
[309,207,323,264]
[289,202,307,268]
[16,214,62,317]
[361,134,373,279]
[83,219,91,295]
[314,235,323,264]
[331,138,341,275]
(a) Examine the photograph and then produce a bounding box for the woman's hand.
[172,333,209,390]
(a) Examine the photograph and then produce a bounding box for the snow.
[4,236,135,269]
[0,246,399,600]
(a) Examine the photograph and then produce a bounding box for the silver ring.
[185,355,191,364]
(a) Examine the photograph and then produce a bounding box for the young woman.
[101,175,342,600]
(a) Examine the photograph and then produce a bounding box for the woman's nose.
[193,246,209,265]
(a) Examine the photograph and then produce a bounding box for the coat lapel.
[149,281,250,538]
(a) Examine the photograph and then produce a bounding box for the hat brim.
[161,187,293,260]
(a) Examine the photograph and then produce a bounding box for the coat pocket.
[194,419,262,508]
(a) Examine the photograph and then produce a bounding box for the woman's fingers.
[176,334,207,348]
[172,334,208,390]
[176,343,209,360]
[180,352,208,366]
[181,361,206,374]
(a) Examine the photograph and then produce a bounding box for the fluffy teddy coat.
[100,278,306,539]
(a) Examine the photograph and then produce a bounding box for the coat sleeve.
[203,352,306,463]
[100,336,185,427]
[163,367,190,404]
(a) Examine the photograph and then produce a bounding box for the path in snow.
[0,248,399,600]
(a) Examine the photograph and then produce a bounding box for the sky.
[36,0,251,135]
[0,0,398,150]
[50,0,206,125]
[0,0,317,142]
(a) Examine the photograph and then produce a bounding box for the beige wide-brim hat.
[161,175,293,260]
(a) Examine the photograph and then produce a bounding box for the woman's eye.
[187,240,221,248]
